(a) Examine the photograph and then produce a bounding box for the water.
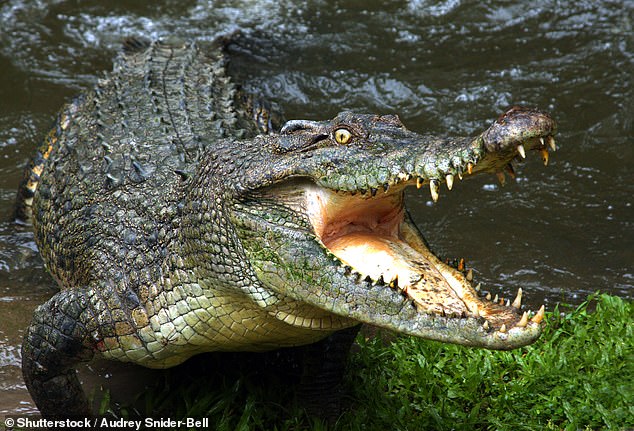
[0,0,631,417]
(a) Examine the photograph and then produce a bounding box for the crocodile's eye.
[334,128,352,145]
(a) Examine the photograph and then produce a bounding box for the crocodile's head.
[230,106,556,350]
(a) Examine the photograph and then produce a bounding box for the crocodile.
[18,37,557,419]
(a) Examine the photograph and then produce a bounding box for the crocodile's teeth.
[493,294,499,303]
[416,177,423,189]
[475,282,481,292]
[472,304,480,317]
[446,174,454,190]
[547,136,557,151]
[512,288,522,309]
[531,305,546,324]
[517,311,529,328]
[458,258,465,272]
[505,298,510,307]
[496,171,506,186]
[467,162,473,175]
[483,320,490,330]
[517,144,526,159]
[540,148,549,166]
[499,324,507,333]
[466,268,473,282]
[540,137,545,147]
[486,292,492,301]
[429,179,439,202]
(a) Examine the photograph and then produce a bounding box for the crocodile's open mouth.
[305,181,539,333]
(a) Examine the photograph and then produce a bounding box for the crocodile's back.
[32,39,257,288]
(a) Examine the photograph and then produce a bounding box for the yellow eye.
[334,128,352,145]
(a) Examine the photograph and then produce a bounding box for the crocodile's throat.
[305,183,532,331]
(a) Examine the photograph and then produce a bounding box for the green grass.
[102,294,633,430]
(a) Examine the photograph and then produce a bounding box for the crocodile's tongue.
[327,232,475,318]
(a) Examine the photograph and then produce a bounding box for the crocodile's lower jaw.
[305,183,542,333]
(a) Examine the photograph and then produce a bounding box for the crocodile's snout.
[482,106,557,154]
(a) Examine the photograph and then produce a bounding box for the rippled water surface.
[0,0,631,417]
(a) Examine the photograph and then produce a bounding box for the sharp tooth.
[475,283,481,292]
[467,162,473,175]
[540,148,549,166]
[417,177,423,189]
[517,311,529,328]
[512,288,522,309]
[483,320,490,330]
[458,171,463,180]
[499,324,507,333]
[540,137,545,147]
[496,171,506,186]
[466,269,473,282]
[531,305,545,324]
[472,304,480,317]
[486,292,492,301]
[493,294,498,303]
[458,258,465,272]
[389,274,399,289]
[517,144,526,159]
[429,179,439,202]
[505,298,510,307]
[547,136,556,151]
[446,174,454,190]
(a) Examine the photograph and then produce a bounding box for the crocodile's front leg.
[22,290,95,418]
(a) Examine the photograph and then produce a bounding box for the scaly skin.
[20,38,557,418]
